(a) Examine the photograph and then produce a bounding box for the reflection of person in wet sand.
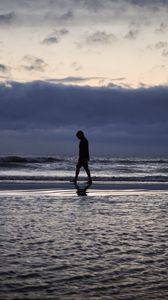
[73,130,92,184]
[74,182,92,196]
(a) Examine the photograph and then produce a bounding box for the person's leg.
[84,166,92,183]
[74,166,80,183]
[72,160,82,183]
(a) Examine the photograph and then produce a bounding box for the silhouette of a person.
[73,130,92,184]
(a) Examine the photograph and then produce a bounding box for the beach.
[1,180,168,300]
[1,0,168,298]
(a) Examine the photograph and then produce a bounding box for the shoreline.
[0,180,168,192]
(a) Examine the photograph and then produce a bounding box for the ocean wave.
[1,156,168,165]
[0,175,168,182]
[0,156,65,164]
[92,158,168,165]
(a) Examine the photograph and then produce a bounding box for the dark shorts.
[76,159,88,169]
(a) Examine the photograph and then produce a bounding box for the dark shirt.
[79,138,90,161]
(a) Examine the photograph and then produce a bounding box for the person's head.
[76,130,85,140]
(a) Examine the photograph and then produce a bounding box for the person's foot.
[87,179,92,185]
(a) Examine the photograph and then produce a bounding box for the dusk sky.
[0,0,168,156]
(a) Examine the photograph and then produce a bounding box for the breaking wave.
[0,155,65,166]
[0,156,168,183]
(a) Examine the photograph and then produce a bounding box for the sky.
[0,0,168,156]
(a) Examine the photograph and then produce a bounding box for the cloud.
[125,29,139,40]
[70,62,83,71]
[42,36,59,45]
[41,29,69,45]
[76,0,104,11]
[162,49,168,56]
[0,0,167,30]
[86,31,116,45]
[45,76,125,85]
[126,0,168,7]
[59,10,73,21]
[0,64,9,73]
[111,77,126,81]
[46,76,89,83]
[155,41,168,49]
[46,76,105,84]
[156,22,167,33]
[147,41,168,52]
[150,42,168,57]
[22,56,47,72]
[0,12,16,25]
[2,0,168,11]
[0,80,168,155]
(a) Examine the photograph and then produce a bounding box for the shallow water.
[0,189,168,300]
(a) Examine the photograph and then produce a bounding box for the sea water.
[0,155,168,182]
[0,156,168,299]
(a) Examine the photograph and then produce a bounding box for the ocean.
[0,156,168,300]
[0,155,168,182]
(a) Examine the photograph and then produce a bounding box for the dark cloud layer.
[126,0,168,7]
[0,81,167,156]
[1,0,167,28]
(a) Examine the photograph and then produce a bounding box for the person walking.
[73,130,92,184]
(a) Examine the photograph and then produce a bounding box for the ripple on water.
[0,191,168,299]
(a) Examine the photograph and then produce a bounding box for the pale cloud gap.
[0,80,168,156]
[0,1,168,89]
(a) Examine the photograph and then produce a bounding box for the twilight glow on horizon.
[1,0,168,88]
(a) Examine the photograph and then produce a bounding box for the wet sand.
[1,182,168,299]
